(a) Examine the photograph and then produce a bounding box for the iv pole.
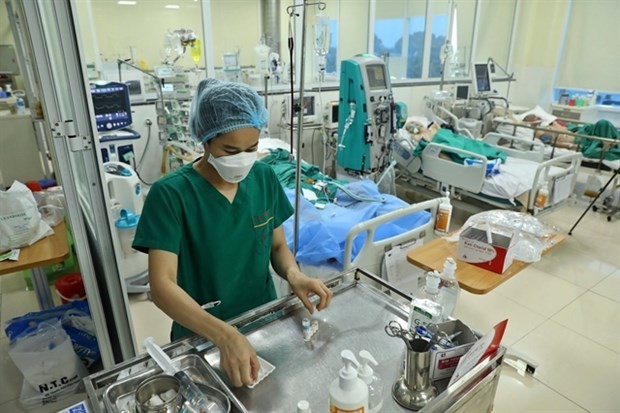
[286,0,326,255]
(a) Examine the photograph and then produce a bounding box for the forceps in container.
[384,320,417,350]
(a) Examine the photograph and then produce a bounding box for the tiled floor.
[0,199,618,412]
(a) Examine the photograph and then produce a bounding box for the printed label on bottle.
[412,305,433,326]
[330,405,365,413]
[435,210,449,232]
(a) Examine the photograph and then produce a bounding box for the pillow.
[405,115,431,127]
[517,105,557,127]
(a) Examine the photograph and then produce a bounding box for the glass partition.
[73,0,517,87]
[75,0,205,81]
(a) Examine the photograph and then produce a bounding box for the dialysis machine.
[336,54,395,174]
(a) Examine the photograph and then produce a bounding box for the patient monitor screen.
[474,63,492,94]
[366,64,387,90]
[90,83,131,131]
[456,85,470,100]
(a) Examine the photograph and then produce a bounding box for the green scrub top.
[133,161,294,340]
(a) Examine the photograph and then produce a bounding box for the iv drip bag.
[314,13,330,57]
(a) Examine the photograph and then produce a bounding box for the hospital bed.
[258,140,443,285]
[490,106,619,168]
[393,125,583,215]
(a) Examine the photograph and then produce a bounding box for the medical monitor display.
[366,64,387,90]
[287,94,317,124]
[473,63,493,95]
[456,85,470,101]
[330,102,339,124]
[90,82,132,132]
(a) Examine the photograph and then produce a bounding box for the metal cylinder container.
[134,374,183,413]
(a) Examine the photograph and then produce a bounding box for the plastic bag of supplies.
[0,180,54,253]
[7,320,88,408]
[4,300,101,369]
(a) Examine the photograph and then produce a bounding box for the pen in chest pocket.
[200,300,221,310]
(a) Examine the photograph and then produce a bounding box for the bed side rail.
[342,198,443,272]
[484,132,545,162]
[492,118,618,145]
[527,152,583,212]
[422,143,487,193]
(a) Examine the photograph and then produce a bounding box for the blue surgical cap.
[189,78,268,144]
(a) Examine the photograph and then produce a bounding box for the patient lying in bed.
[521,114,578,149]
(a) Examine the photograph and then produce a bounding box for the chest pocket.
[252,210,274,254]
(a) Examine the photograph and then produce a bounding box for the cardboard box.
[430,320,478,381]
[457,227,516,274]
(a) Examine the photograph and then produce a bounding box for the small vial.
[311,320,319,336]
[302,318,312,341]
[297,399,312,413]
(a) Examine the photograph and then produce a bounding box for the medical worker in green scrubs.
[133,78,333,388]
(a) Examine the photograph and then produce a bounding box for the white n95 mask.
[208,151,257,183]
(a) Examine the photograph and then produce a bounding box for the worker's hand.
[287,269,333,314]
[215,325,259,388]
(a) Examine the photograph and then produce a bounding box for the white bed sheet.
[481,157,564,203]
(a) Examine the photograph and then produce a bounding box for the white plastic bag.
[38,186,66,227]
[583,174,603,198]
[0,181,54,252]
[8,320,88,408]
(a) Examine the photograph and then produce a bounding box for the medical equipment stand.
[286,0,326,255]
[569,167,619,234]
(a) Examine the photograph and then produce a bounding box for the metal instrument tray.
[83,348,242,413]
[101,353,242,413]
[199,269,505,413]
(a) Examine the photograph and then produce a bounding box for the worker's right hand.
[215,326,259,388]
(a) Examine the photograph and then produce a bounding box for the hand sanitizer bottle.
[438,257,460,320]
[408,271,444,330]
[358,350,383,413]
[329,350,369,413]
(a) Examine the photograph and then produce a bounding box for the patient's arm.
[536,121,577,149]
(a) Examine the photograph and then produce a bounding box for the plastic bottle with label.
[329,350,369,413]
[435,194,453,234]
[408,271,444,330]
[15,97,26,115]
[358,350,383,413]
[438,257,460,320]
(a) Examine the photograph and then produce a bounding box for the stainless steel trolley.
[84,268,505,413]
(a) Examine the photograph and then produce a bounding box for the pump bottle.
[535,182,549,209]
[438,257,460,320]
[358,350,383,413]
[408,271,444,330]
[329,349,369,413]
[435,194,453,234]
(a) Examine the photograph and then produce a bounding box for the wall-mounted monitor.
[472,62,493,96]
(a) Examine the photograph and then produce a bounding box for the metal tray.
[102,353,242,413]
